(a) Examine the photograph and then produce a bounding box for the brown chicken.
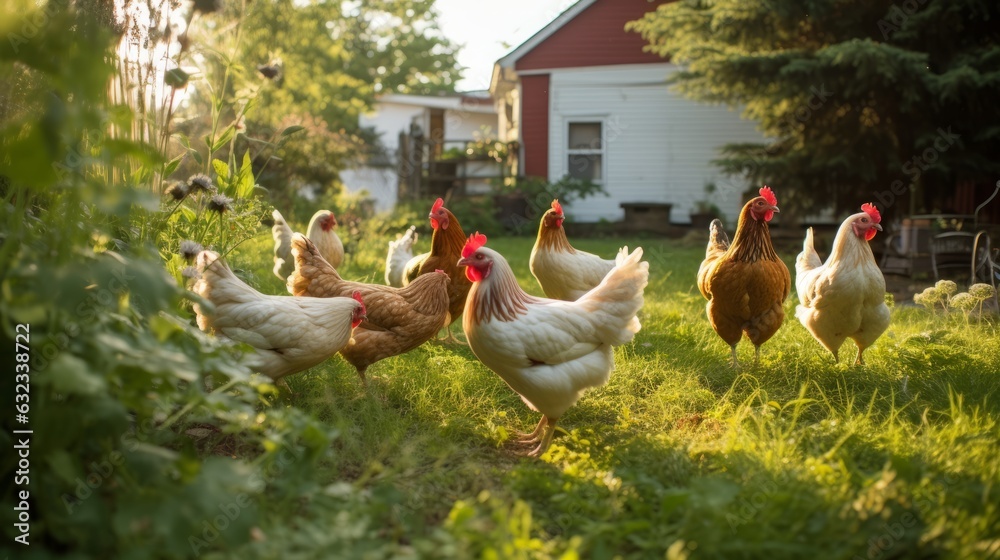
[697,186,790,367]
[402,198,471,342]
[287,233,451,384]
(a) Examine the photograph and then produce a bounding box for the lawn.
[217,228,1000,559]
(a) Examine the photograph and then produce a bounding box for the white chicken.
[385,225,418,287]
[795,203,890,365]
[272,209,344,280]
[529,200,616,301]
[459,232,649,457]
[193,250,366,381]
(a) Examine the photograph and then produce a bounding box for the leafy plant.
[494,175,607,207]
[0,3,386,558]
[693,181,721,216]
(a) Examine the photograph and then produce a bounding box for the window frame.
[564,118,606,184]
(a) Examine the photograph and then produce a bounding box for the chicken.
[697,186,791,367]
[271,209,344,280]
[287,233,451,384]
[192,250,366,382]
[402,198,472,342]
[459,232,649,457]
[529,199,616,301]
[385,225,418,287]
[795,203,890,365]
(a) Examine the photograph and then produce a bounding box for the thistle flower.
[208,194,233,214]
[934,279,958,297]
[179,240,203,262]
[188,174,215,193]
[165,182,189,201]
[969,283,997,300]
[913,287,939,310]
[951,292,976,312]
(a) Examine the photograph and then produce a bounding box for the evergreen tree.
[628,0,1000,220]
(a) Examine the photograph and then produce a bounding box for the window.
[566,121,603,182]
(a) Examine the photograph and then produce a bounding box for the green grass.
[223,228,1000,559]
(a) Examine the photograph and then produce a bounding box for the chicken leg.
[730,345,739,368]
[527,416,558,458]
[516,416,548,444]
[854,346,866,366]
[355,366,369,388]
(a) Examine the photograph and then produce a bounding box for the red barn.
[490,0,764,224]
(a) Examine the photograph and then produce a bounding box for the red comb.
[861,203,881,223]
[462,232,488,258]
[759,186,777,206]
[551,199,563,214]
[351,291,364,306]
[431,198,444,213]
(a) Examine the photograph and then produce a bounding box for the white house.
[489,0,765,224]
[341,93,499,212]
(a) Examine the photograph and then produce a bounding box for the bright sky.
[434,0,579,92]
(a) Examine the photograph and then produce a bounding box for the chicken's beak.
[873,223,883,231]
[769,205,780,213]
[457,257,471,268]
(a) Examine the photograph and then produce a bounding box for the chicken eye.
[861,218,868,223]
[475,254,483,260]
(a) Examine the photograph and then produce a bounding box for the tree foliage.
[178,0,461,204]
[628,0,1000,219]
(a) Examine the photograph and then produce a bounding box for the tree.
[233,0,460,131]
[628,0,1000,220]
[180,0,461,203]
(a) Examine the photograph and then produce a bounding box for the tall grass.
[221,228,1000,559]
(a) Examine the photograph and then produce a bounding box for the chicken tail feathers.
[707,219,730,254]
[386,226,419,287]
[398,225,418,250]
[577,246,649,346]
[271,209,294,280]
[193,250,262,331]
[288,233,341,295]
[796,227,823,274]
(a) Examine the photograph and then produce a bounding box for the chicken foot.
[515,416,548,444]
[527,416,559,458]
[436,322,468,345]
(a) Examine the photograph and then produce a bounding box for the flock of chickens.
[190,187,890,457]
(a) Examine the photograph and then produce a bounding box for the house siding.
[521,74,551,178]
[515,0,670,72]
[547,64,764,224]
